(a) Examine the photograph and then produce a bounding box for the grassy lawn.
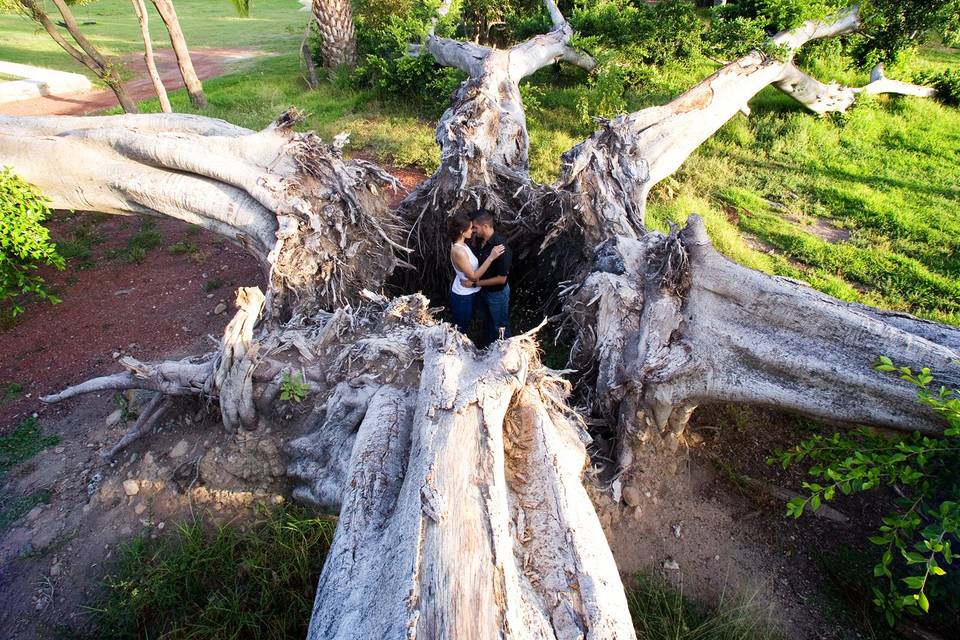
[0,0,305,79]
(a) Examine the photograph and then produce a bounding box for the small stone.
[714,555,720,561]
[672,523,682,539]
[105,409,124,428]
[663,559,680,571]
[144,452,154,466]
[157,522,165,530]
[213,302,227,315]
[622,486,642,507]
[206,293,214,299]
[54,446,65,454]
[122,479,140,496]
[134,503,146,515]
[49,563,62,577]
[27,506,44,521]
[112,351,121,359]
[169,440,190,459]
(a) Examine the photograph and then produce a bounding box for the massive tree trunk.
[6,2,951,638]
[131,0,172,113]
[0,110,404,317]
[150,0,207,109]
[310,0,357,67]
[17,0,139,113]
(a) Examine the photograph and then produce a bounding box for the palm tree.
[300,0,357,67]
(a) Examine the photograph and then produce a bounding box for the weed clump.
[87,506,335,640]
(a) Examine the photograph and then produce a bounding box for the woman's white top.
[451,242,481,295]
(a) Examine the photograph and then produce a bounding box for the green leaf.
[917,592,929,613]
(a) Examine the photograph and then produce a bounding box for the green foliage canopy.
[0,168,64,318]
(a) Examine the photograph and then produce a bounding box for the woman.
[448,212,504,333]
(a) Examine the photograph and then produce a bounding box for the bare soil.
[0,47,261,117]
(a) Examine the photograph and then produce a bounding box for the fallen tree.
[2,0,957,637]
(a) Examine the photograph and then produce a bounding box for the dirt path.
[0,47,261,117]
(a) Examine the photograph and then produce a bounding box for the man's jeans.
[478,284,510,348]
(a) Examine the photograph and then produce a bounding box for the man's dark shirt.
[474,232,511,292]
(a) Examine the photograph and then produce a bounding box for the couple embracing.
[447,210,511,348]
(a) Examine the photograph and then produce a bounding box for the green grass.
[628,573,782,640]
[1,382,23,404]
[0,488,51,535]
[106,218,163,264]
[0,417,59,479]
[0,0,305,82]
[87,505,336,640]
[86,506,779,640]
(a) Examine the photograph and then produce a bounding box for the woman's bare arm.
[451,244,504,281]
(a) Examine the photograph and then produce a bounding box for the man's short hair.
[470,209,495,226]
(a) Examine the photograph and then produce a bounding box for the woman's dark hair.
[447,212,471,243]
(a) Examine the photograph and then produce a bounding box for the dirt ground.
[0,164,898,639]
[0,47,261,117]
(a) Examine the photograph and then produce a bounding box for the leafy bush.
[88,506,335,640]
[570,0,703,122]
[0,168,64,317]
[348,2,465,116]
[775,358,960,625]
[914,68,960,107]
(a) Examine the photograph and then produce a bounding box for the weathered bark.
[131,0,172,113]
[400,0,594,291]
[0,110,404,316]
[310,0,357,67]
[44,290,638,639]
[11,2,957,638]
[16,0,139,113]
[150,0,207,109]
[774,62,937,115]
[563,216,960,486]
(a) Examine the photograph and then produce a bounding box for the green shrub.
[88,505,336,640]
[348,3,465,116]
[775,358,960,625]
[0,168,64,317]
[914,68,960,107]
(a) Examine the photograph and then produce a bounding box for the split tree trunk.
[131,0,172,113]
[17,0,139,113]
[150,0,207,109]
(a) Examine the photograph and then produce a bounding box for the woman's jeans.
[449,290,477,333]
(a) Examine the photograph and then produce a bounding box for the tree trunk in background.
[131,0,172,112]
[150,0,207,108]
[311,0,357,67]
[17,0,139,113]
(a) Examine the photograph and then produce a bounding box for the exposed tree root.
[564,216,959,493]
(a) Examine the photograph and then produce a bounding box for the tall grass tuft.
[627,573,783,640]
[87,505,336,640]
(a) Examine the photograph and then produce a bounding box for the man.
[466,210,511,348]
